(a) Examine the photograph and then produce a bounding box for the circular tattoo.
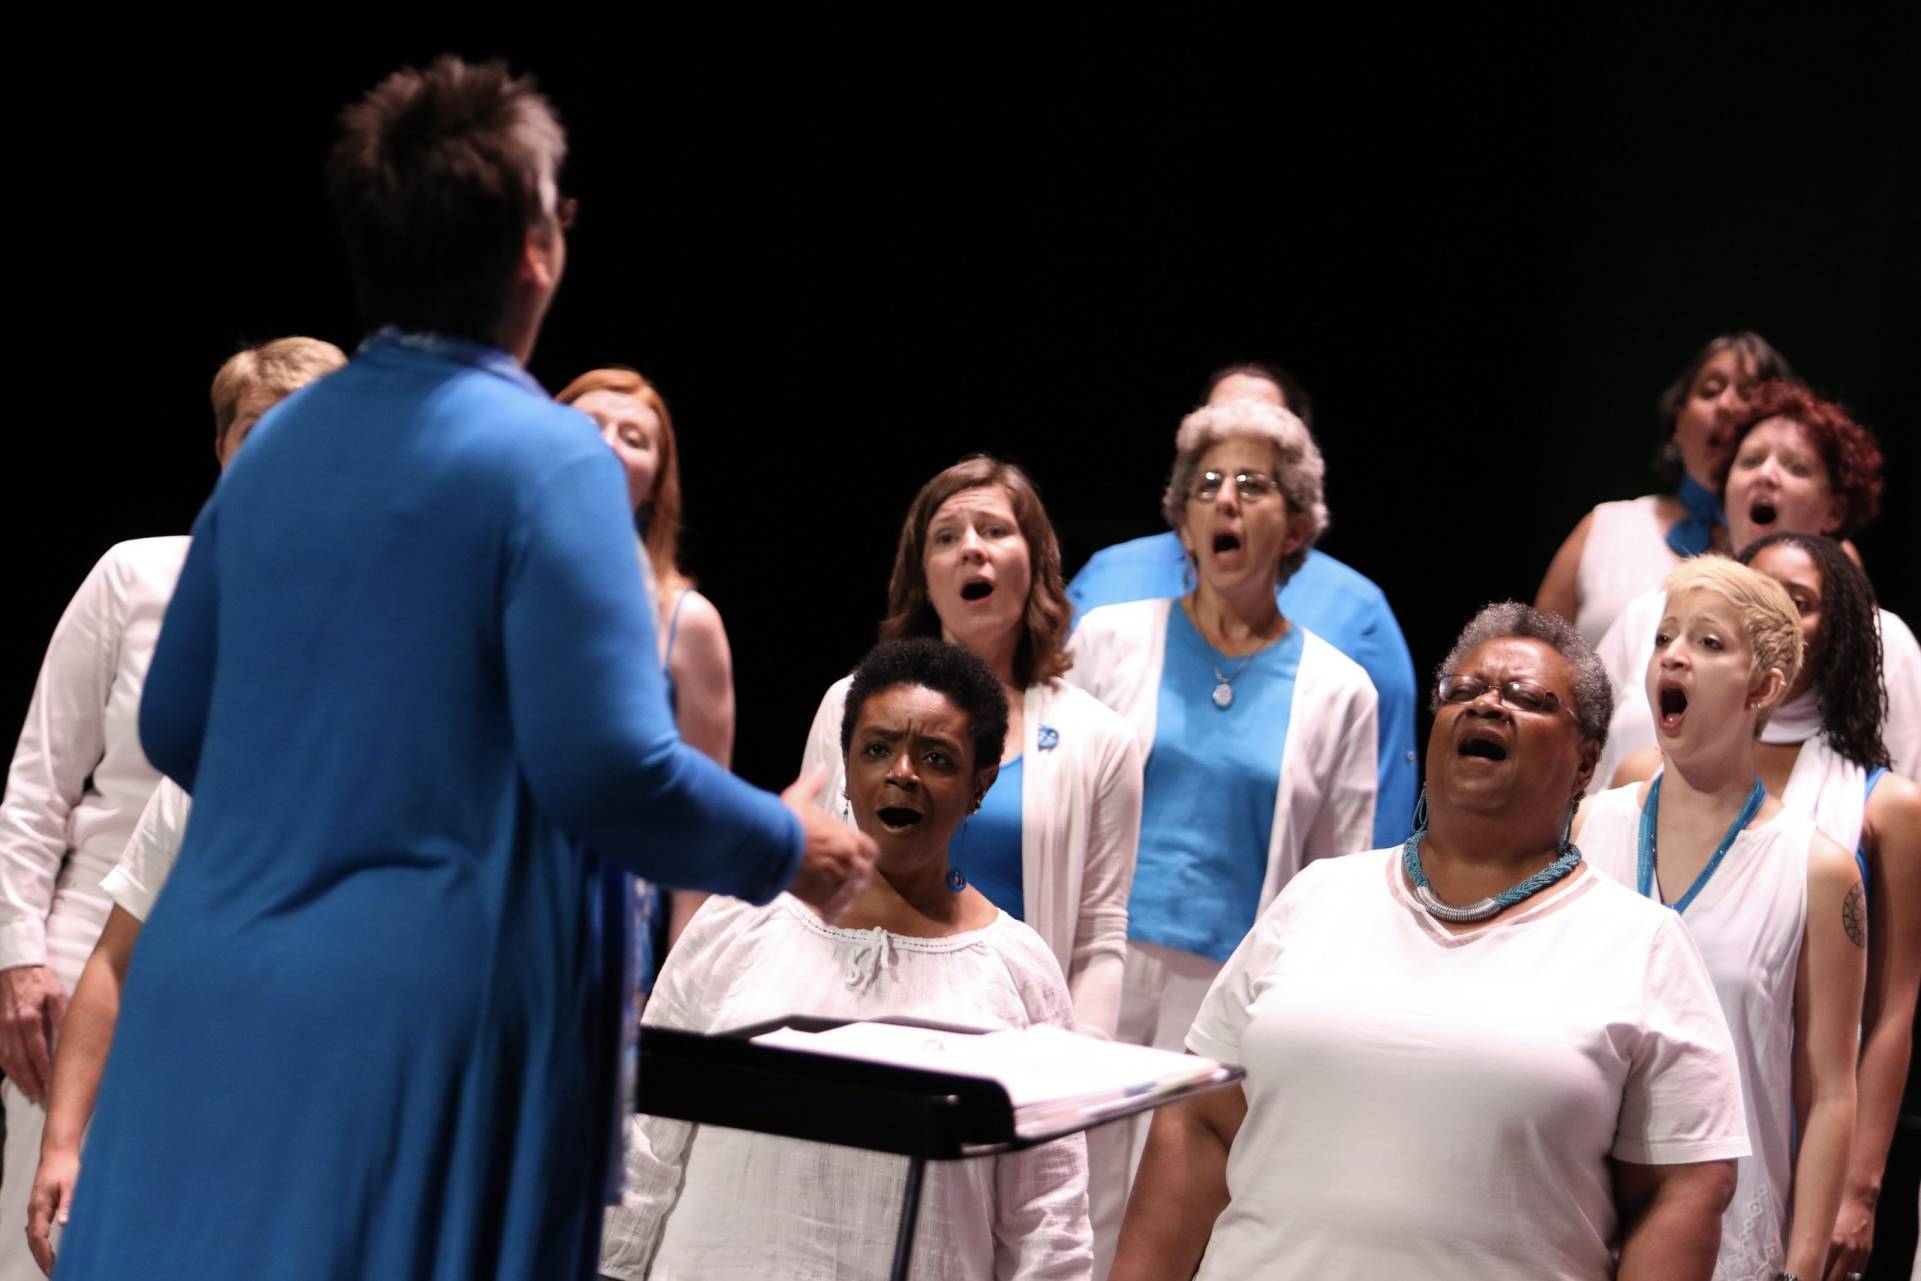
[1842,881,1867,949]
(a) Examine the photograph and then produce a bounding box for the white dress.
[1592,590,1921,792]
[1574,495,1680,648]
[1183,849,1746,1280]
[599,894,1092,1280]
[1583,784,1812,1281]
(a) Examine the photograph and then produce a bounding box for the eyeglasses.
[1190,470,1280,502]
[1436,674,1577,720]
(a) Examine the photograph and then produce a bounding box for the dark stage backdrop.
[4,14,1918,1271]
[11,22,1913,800]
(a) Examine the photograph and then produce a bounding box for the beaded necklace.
[1635,775,1766,913]
[1401,830,1583,924]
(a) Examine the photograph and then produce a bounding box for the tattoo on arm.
[1842,881,1867,949]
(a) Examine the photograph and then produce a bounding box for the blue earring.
[946,868,967,892]
[1411,785,1429,835]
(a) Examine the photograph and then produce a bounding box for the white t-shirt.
[99,778,190,922]
[1184,848,1747,1281]
[600,894,1092,1281]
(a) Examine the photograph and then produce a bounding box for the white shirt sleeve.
[1612,912,1751,1164]
[1185,878,1302,1065]
[99,780,191,923]
[0,552,123,968]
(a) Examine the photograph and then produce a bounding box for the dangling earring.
[1560,799,1578,856]
[1411,785,1429,836]
[946,868,968,892]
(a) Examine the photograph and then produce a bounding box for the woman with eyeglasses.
[1576,558,1865,1281]
[1536,332,1794,647]
[1066,397,1377,1265]
[1112,603,1747,1281]
[1591,381,1919,793]
[1611,535,1921,1280]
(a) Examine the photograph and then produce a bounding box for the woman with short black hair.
[604,638,1092,1280]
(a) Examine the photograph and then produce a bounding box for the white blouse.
[1574,495,1680,648]
[600,895,1092,1280]
[1184,848,1746,1281]
[0,537,188,972]
[100,777,191,922]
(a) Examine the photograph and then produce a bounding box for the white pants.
[0,877,110,1281]
[1089,940,1224,1281]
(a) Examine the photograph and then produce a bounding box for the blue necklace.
[1636,775,1766,913]
[1401,831,1583,923]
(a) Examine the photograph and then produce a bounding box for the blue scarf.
[1665,474,1723,557]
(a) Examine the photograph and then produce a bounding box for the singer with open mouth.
[1577,558,1866,1281]
[1064,396,1378,1260]
[602,639,1091,1280]
[1591,380,1918,792]
[1113,603,1748,1281]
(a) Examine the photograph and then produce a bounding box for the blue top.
[1131,609,1304,962]
[951,755,1025,920]
[61,336,802,1281]
[1068,533,1417,848]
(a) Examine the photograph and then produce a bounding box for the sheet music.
[751,1022,1229,1139]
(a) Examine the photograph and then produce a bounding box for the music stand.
[637,1015,1243,1281]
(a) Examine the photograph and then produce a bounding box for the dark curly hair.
[1715,381,1884,538]
[880,456,1072,687]
[840,639,1010,776]
[1738,533,1890,770]
[1653,332,1793,485]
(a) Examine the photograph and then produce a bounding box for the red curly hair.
[1715,380,1883,537]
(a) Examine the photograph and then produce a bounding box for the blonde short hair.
[210,337,347,443]
[1661,557,1804,714]
[1160,398,1329,587]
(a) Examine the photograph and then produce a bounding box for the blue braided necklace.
[1636,775,1765,913]
[1402,830,1583,924]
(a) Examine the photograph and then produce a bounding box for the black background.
[10,17,1912,797]
[4,13,1917,1270]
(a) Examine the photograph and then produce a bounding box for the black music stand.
[637,1015,1242,1281]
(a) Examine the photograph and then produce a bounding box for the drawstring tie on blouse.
[841,928,895,991]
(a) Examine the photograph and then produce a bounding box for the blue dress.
[57,335,802,1280]
[1067,533,1419,847]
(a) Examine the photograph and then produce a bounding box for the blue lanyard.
[1636,775,1766,913]
[359,327,548,400]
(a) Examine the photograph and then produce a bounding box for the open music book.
[751,1020,1235,1141]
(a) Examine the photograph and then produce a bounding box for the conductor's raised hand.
[780,768,876,920]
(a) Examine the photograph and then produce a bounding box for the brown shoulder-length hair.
[879,456,1073,688]
[555,367,690,592]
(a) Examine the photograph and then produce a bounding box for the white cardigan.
[1064,598,1379,921]
[802,675,1143,1038]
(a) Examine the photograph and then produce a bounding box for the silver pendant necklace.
[1208,652,1257,708]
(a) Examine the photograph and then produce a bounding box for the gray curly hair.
[1160,398,1329,588]
[1435,602,1613,746]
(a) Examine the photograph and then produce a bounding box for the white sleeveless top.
[1582,783,1812,1281]
[1573,496,1679,648]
